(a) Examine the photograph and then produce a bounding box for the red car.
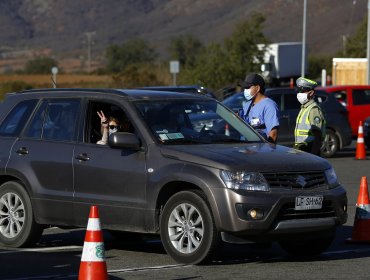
[316,85,370,136]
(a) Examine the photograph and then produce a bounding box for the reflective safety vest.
[295,102,325,144]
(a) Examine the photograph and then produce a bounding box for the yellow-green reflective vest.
[295,102,325,143]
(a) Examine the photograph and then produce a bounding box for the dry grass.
[0,74,113,88]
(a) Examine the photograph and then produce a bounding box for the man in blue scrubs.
[239,73,280,143]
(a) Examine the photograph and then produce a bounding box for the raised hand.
[97,110,108,128]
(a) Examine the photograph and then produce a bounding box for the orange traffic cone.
[355,121,367,160]
[289,77,294,88]
[79,206,108,280]
[347,177,370,243]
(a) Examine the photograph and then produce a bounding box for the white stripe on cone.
[87,218,101,231]
[358,126,363,134]
[81,241,106,262]
[358,138,364,143]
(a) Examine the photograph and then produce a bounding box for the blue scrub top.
[240,98,280,139]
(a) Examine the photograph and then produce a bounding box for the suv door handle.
[75,153,90,161]
[16,147,29,155]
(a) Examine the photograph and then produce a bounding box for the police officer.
[294,77,326,155]
[240,73,279,143]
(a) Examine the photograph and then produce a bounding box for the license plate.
[295,196,323,210]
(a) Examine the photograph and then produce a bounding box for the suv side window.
[85,101,134,144]
[0,99,38,136]
[284,93,300,110]
[331,90,347,106]
[352,89,370,105]
[25,99,80,141]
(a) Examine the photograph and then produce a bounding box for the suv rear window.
[0,99,38,136]
[352,89,370,105]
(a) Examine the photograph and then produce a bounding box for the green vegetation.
[0,81,33,100]
[16,12,366,91]
[24,57,59,74]
[105,38,158,73]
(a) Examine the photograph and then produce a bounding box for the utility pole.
[301,0,307,77]
[85,32,96,73]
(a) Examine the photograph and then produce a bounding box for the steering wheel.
[199,125,217,137]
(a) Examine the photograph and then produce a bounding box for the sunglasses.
[109,125,119,129]
[296,87,312,93]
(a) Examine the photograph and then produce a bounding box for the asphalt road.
[1,143,370,280]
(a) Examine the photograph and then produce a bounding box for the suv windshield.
[134,99,262,144]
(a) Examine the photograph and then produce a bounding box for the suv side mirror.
[108,132,141,150]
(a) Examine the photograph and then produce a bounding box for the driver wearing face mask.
[239,73,280,143]
[96,110,122,145]
[294,77,326,155]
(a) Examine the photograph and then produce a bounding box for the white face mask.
[244,88,254,101]
[297,93,309,104]
[109,128,118,135]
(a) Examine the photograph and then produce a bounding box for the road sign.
[170,60,179,74]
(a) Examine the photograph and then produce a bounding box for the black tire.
[160,190,220,264]
[279,235,334,257]
[321,129,339,158]
[365,136,370,150]
[0,181,43,247]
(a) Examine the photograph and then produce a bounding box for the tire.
[160,190,220,264]
[0,181,43,247]
[279,235,334,257]
[321,129,339,158]
[365,135,370,150]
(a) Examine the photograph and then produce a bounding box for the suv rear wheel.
[160,190,220,264]
[0,181,43,247]
[321,129,339,158]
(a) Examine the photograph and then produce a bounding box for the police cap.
[296,77,317,92]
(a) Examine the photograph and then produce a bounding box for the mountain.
[0,0,367,72]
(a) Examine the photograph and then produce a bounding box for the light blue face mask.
[244,88,254,101]
[109,128,118,135]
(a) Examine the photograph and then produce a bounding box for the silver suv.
[0,88,347,264]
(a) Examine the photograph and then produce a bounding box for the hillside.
[0,0,367,73]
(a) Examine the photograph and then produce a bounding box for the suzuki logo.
[296,175,307,188]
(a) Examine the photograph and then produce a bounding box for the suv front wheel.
[0,181,43,247]
[160,190,220,264]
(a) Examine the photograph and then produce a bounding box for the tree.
[338,16,367,58]
[224,12,269,80]
[184,13,269,90]
[24,57,58,74]
[168,34,204,68]
[105,38,157,73]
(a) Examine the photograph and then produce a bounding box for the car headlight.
[325,167,339,188]
[220,170,270,192]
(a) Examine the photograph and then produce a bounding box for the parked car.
[315,85,370,136]
[0,88,347,264]
[221,88,352,157]
[364,116,370,149]
[137,85,216,98]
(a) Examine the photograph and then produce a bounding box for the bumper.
[209,185,347,242]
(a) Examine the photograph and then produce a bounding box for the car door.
[7,98,81,225]
[265,89,296,144]
[280,91,301,145]
[72,99,148,231]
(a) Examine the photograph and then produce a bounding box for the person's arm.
[311,130,322,155]
[268,127,278,143]
[264,99,280,143]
